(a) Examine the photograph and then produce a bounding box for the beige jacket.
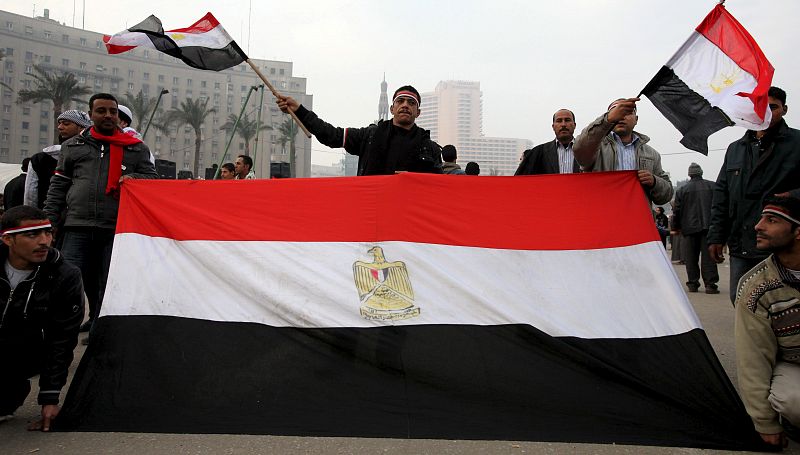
[735,255,800,434]
[573,114,674,205]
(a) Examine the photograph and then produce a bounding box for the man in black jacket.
[673,163,719,294]
[276,86,442,175]
[0,205,83,431]
[708,86,800,304]
[516,109,580,175]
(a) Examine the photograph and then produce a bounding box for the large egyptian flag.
[57,173,764,450]
[103,13,246,71]
[642,4,773,154]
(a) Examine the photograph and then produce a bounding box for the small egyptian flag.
[642,4,774,154]
[103,13,246,71]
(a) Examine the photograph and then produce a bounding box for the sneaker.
[705,287,720,294]
[79,320,93,332]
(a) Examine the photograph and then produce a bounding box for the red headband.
[393,91,420,104]
[763,205,800,225]
[2,221,53,236]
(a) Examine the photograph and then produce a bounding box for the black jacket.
[3,173,27,210]
[296,105,442,175]
[515,140,579,175]
[708,119,800,259]
[43,128,159,230]
[0,246,83,405]
[673,177,715,236]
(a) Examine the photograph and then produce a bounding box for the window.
[3,48,12,57]
[62,59,69,67]
[187,78,192,86]
[41,111,48,118]
[112,67,119,76]
[79,76,86,84]
[24,26,33,35]
[214,82,220,90]
[80,37,87,46]
[111,81,119,90]
[44,30,52,39]
[200,81,206,88]
[95,78,103,88]
[3,62,12,71]
[143,50,150,58]
[173,77,179,85]
[5,21,13,31]
[128,83,134,90]
[24,65,32,74]
[2,105,9,113]
[21,135,29,143]
[22,80,32,89]
[129,70,135,78]
[62,34,69,43]
[22,107,30,115]
[42,56,50,63]
[158,75,164,82]
[40,124,48,132]
[79,62,87,70]
[20,149,29,158]
[279,68,285,76]
[1,133,7,141]
[0,148,8,158]
[25,52,33,61]
[143,72,150,80]
[22,122,29,129]
[241,85,247,92]
[270,68,275,75]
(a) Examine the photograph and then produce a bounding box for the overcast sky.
[6,0,799,180]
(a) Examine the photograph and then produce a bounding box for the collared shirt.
[235,170,256,180]
[556,139,575,174]
[611,132,640,171]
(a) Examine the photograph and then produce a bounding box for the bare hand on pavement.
[27,404,60,432]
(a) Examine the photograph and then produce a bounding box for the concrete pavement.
[1,259,797,454]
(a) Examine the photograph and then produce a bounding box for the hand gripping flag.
[104,13,246,71]
[642,4,774,154]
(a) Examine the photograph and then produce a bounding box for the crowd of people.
[0,85,797,448]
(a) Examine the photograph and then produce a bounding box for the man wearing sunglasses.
[277,86,443,176]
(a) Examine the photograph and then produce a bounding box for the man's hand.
[276,95,299,114]
[759,431,787,448]
[709,243,726,263]
[119,174,133,183]
[607,98,640,124]
[27,404,60,432]
[638,170,655,188]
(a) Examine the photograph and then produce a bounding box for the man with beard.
[515,109,580,175]
[43,93,158,341]
[735,195,800,448]
[276,86,442,175]
[573,98,673,205]
[23,110,92,209]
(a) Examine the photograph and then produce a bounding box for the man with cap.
[735,195,800,448]
[573,98,673,205]
[117,105,142,139]
[276,86,442,175]
[23,110,92,209]
[672,163,719,294]
[0,205,84,430]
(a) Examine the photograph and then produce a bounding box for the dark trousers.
[60,228,115,325]
[730,255,765,305]
[681,230,719,289]
[0,375,31,415]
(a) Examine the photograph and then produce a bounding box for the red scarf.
[89,127,143,194]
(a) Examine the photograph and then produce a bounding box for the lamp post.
[142,89,169,139]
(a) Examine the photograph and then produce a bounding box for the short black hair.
[552,109,576,123]
[222,162,235,173]
[763,195,800,228]
[769,86,787,105]
[465,161,480,175]
[89,93,118,111]
[393,85,421,104]
[1,205,49,232]
[237,155,253,169]
[441,145,457,162]
[21,157,30,172]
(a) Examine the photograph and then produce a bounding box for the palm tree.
[220,113,270,156]
[123,90,160,131]
[277,118,299,177]
[162,98,215,178]
[17,65,91,143]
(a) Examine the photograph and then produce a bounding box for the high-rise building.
[417,80,530,175]
[0,9,313,178]
[378,74,388,121]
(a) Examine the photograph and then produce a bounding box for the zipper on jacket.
[0,267,40,327]
[22,266,40,319]
[1,287,13,329]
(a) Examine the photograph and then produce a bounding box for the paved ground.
[1,259,797,454]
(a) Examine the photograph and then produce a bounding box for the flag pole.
[245,59,312,138]
[213,85,259,179]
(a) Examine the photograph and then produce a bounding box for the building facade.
[0,9,313,178]
[416,80,530,175]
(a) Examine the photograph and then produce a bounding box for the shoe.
[687,284,700,293]
[79,320,93,332]
[705,287,720,294]
[0,415,13,424]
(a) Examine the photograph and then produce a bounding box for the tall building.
[0,9,313,178]
[378,74,388,121]
[417,80,531,175]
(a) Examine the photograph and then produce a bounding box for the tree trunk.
[289,141,296,178]
[193,131,202,178]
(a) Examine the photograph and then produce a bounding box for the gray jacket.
[573,114,674,205]
[43,129,158,230]
[672,176,715,236]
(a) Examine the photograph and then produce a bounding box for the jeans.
[60,228,115,327]
[729,255,765,305]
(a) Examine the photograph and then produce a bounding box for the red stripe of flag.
[167,12,221,34]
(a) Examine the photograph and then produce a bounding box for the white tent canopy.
[0,162,23,190]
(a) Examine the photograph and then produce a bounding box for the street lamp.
[142,89,169,139]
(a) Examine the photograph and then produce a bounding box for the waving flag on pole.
[103,13,246,71]
[642,4,774,154]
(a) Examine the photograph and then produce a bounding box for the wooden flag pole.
[246,59,312,138]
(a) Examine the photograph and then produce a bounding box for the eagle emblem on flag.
[353,246,419,321]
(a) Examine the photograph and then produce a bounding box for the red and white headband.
[763,205,800,225]
[393,91,420,105]
[2,221,52,236]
